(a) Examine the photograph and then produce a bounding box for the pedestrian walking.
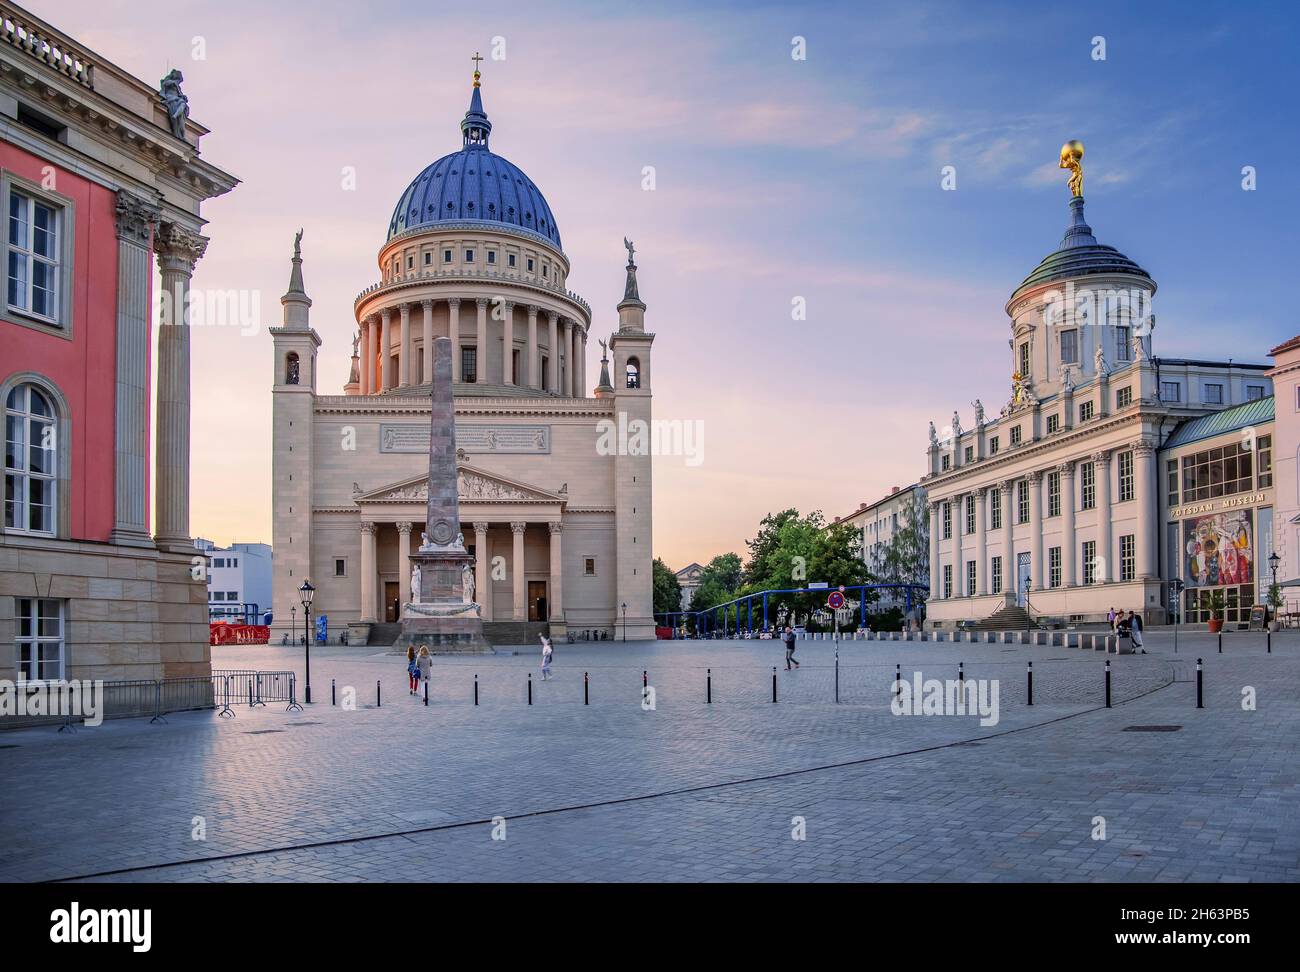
[1128,610,1146,653]
[539,634,554,680]
[406,645,418,694]
[783,625,799,670]
[1107,607,1116,632]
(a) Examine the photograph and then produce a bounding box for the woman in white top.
[539,635,554,680]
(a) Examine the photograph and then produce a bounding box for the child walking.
[406,645,418,694]
[539,634,554,680]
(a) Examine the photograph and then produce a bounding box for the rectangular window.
[1166,459,1179,506]
[991,555,1003,595]
[226,591,238,601]
[942,564,952,599]
[7,188,63,323]
[461,347,478,383]
[1079,400,1094,422]
[527,258,535,272]
[964,445,974,463]
[1118,451,1134,502]
[1049,547,1061,588]
[584,557,596,576]
[1246,384,1265,401]
[1080,462,1095,509]
[990,488,1002,530]
[965,495,975,534]
[1180,440,1255,500]
[16,597,63,681]
[1082,541,1096,584]
[542,265,549,278]
[941,502,951,540]
[487,250,497,264]
[443,249,452,263]
[212,592,225,601]
[1010,425,1022,446]
[508,253,517,268]
[1047,413,1060,434]
[334,558,346,577]
[1120,534,1135,581]
[406,255,413,269]
[464,249,475,262]
[1258,434,1273,488]
[1019,342,1031,378]
[1047,471,1061,517]
[1116,326,1131,361]
[966,560,976,596]
[1017,480,1029,524]
[1116,385,1132,409]
[540,355,549,391]
[1060,329,1078,364]
[1204,383,1223,404]
[989,436,1000,455]
[424,251,432,265]
[1160,381,1181,402]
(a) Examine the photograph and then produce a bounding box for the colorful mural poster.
[1184,510,1254,588]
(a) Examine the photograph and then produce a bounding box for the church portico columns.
[1134,440,1156,577]
[1000,481,1015,594]
[380,309,393,391]
[1028,471,1043,592]
[501,301,516,385]
[928,502,941,599]
[361,315,374,395]
[475,299,489,384]
[360,521,377,623]
[474,521,491,620]
[548,521,565,633]
[527,305,539,388]
[421,300,434,386]
[397,521,413,612]
[562,319,574,396]
[448,299,463,382]
[1095,450,1114,583]
[399,303,412,387]
[511,521,527,620]
[974,487,988,596]
[547,312,559,392]
[1059,462,1077,587]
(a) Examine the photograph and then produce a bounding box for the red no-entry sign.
[827,591,846,610]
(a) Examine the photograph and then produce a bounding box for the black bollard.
[1218,631,1222,654]
[474,673,479,706]
[707,668,712,704]
[376,680,381,708]
[772,666,777,703]
[1196,658,1203,709]
[1268,630,1272,654]
[959,661,964,685]
[331,678,336,707]
[835,649,840,704]
[895,663,902,698]
[424,679,428,707]
[248,678,253,708]
[528,672,533,706]
[584,671,589,706]
[1104,660,1111,708]
[1027,661,1033,706]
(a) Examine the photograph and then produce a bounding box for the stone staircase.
[966,604,1040,632]
[365,622,402,647]
[482,621,549,646]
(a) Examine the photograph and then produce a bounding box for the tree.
[878,496,929,604]
[652,558,682,617]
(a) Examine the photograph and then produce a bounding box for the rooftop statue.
[1059,139,1085,198]
[623,237,635,265]
[159,69,190,140]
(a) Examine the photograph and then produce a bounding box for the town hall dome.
[386,76,562,248]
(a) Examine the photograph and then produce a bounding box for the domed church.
[269,64,656,645]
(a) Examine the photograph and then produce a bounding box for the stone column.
[548,521,564,626]
[399,303,412,387]
[380,309,393,391]
[1028,471,1043,592]
[928,501,941,599]
[360,316,373,395]
[1095,450,1114,583]
[1060,462,1077,587]
[422,300,434,386]
[110,191,158,546]
[1001,480,1014,592]
[562,319,573,396]
[511,521,527,620]
[397,521,412,614]
[474,521,491,620]
[360,521,377,622]
[501,301,515,385]
[547,312,559,392]
[152,222,209,548]
[475,298,488,383]
[449,298,462,382]
[575,327,586,397]
[974,487,988,595]
[1134,440,1156,578]
[527,305,539,388]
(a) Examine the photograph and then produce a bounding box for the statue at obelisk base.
[391,336,489,653]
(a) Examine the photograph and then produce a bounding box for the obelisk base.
[393,547,490,654]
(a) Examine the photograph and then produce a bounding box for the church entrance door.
[385,581,400,622]
[529,582,547,622]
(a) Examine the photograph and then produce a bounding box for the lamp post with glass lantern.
[299,579,316,703]
[621,601,628,642]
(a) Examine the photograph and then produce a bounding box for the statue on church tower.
[1059,139,1084,198]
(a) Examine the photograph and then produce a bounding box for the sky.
[40,0,1300,569]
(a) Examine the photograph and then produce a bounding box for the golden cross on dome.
[471,51,484,77]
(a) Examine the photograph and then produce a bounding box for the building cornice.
[314,394,614,418]
[354,268,591,324]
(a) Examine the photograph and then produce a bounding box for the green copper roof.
[1162,396,1275,450]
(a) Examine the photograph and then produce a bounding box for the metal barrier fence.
[1,670,296,730]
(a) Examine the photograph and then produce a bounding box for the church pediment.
[353,464,567,505]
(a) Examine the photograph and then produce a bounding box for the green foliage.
[652,558,682,617]
[1266,582,1283,611]
[1208,588,1226,619]
[877,496,929,600]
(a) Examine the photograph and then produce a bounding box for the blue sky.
[47,0,1300,565]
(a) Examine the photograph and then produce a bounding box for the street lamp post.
[299,579,316,703]
[1269,550,1281,624]
[621,601,628,642]
[290,605,296,647]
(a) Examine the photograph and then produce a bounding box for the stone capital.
[999,480,1016,495]
[973,486,988,498]
[473,521,490,535]
[115,190,160,246]
[547,310,559,324]
[360,521,375,535]
[396,521,412,535]
[447,297,461,309]
[510,521,527,535]
[1092,450,1112,467]
[527,304,539,317]
[476,297,489,309]
[153,222,208,273]
[400,303,411,318]
[1057,461,1076,478]
[547,521,563,535]
[421,299,434,310]
[1134,439,1155,457]
[1027,470,1042,484]
[381,308,392,323]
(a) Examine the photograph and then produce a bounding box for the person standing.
[783,625,800,670]
[406,645,418,694]
[1107,607,1116,632]
[416,645,433,692]
[540,634,554,680]
[1128,610,1146,654]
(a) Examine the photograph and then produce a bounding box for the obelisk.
[393,336,489,652]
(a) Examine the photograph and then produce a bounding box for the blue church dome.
[1014,197,1151,296]
[387,74,562,248]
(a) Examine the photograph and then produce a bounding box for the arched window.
[626,357,641,389]
[285,352,300,385]
[4,383,57,534]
